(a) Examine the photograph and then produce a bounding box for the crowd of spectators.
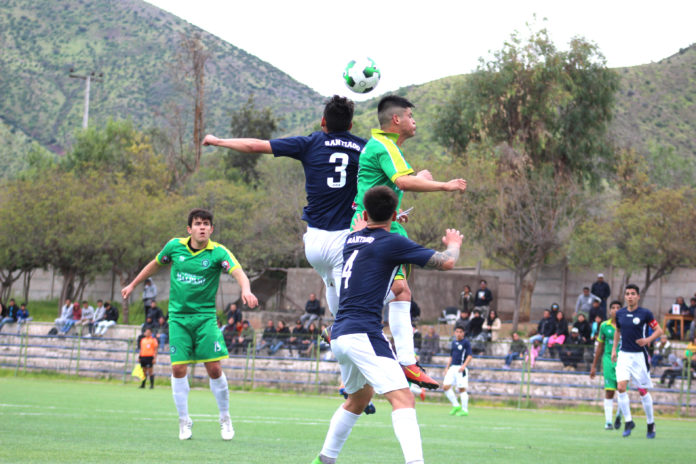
[0,299,32,333]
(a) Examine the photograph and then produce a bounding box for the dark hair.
[377,95,414,127]
[583,287,590,291]
[454,326,464,332]
[324,95,354,132]
[625,283,640,295]
[609,300,622,308]
[188,208,214,227]
[363,186,398,222]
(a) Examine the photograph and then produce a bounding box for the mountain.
[0,0,324,154]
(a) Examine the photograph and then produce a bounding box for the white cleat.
[179,418,193,440]
[220,415,235,441]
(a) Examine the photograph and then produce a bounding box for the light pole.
[69,69,103,129]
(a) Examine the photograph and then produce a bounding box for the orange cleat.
[402,363,439,390]
[420,389,426,401]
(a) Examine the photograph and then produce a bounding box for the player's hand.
[242,291,259,309]
[442,179,467,192]
[416,169,433,181]
[442,229,463,248]
[121,284,134,300]
[636,337,649,347]
[202,134,219,146]
[353,214,368,231]
[397,209,409,224]
[611,352,617,363]
[589,366,596,379]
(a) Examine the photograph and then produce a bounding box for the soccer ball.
[343,58,380,94]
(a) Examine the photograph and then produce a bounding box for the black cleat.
[614,413,622,431]
[623,420,635,437]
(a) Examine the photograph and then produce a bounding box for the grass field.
[1,375,693,464]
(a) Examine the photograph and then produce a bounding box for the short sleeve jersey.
[270,131,366,231]
[597,320,618,358]
[615,306,659,353]
[352,129,414,218]
[332,228,435,339]
[156,237,241,316]
[450,338,472,365]
[140,336,159,357]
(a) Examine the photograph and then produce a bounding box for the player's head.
[144,328,152,337]
[454,326,465,340]
[188,208,213,227]
[187,208,214,243]
[624,284,640,307]
[363,186,398,223]
[377,95,416,137]
[577,313,585,322]
[322,95,354,132]
[609,300,622,318]
[543,309,550,318]
[511,331,520,340]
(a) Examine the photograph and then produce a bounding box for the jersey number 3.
[327,152,349,188]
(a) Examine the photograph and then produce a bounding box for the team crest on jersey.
[170,346,177,354]
[457,344,462,350]
[179,256,185,262]
[633,317,640,325]
[201,259,210,269]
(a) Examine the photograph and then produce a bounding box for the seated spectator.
[572,313,591,343]
[559,327,584,370]
[269,320,290,355]
[420,326,440,364]
[503,332,527,369]
[588,299,604,325]
[224,303,243,328]
[667,296,689,339]
[60,303,82,334]
[256,320,277,354]
[300,322,320,357]
[54,298,73,331]
[467,309,484,340]
[77,300,95,336]
[482,309,501,341]
[145,300,164,327]
[300,293,322,328]
[222,316,238,351]
[453,310,470,334]
[549,302,561,319]
[94,302,119,336]
[288,320,307,356]
[16,303,32,333]
[230,320,254,355]
[157,316,169,352]
[658,353,683,388]
[142,313,160,334]
[92,300,105,334]
[547,311,568,358]
[0,299,19,331]
[529,310,555,357]
[650,335,670,368]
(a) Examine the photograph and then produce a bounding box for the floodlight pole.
[69,70,103,129]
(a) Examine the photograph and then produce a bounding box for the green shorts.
[169,314,228,365]
[352,210,411,279]
[602,356,617,390]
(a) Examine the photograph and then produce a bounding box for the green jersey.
[353,128,414,219]
[597,319,618,358]
[156,237,240,316]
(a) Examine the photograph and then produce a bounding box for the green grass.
[0,376,693,463]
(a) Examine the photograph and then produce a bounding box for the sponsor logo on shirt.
[176,272,206,285]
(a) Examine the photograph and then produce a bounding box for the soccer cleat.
[605,422,613,430]
[321,325,332,344]
[622,420,635,437]
[402,363,439,390]
[614,413,622,430]
[310,457,322,464]
[455,409,469,417]
[178,417,193,440]
[364,402,376,415]
[420,389,426,401]
[449,405,462,415]
[646,423,656,439]
[220,415,234,441]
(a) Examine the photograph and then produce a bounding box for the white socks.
[389,301,416,365]
[409,384,423,396]
[617,391,632,423]
[444,388,459,407]
[460,391,469,411]
[320,406,360,460]
[604,398,614,423]
[171,375,190,420]
[640,393,654,424]
[392,408,424,464]
[209,373,230,418]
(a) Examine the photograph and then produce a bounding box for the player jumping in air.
[351,95,467,389]
[611,284,662,439]
[590,300,623,430]
[121,209,258,441]
[312,186,463,464]
[442,326,473,416]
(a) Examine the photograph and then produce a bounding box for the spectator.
[529,310,555,357]
[588,299,604,325]
[590,273,611,319]
[256,320,277,354]
[410,300,421,324]
[224,303,243,328]
[54,298,73,331]
[547,311,568,358]
[590,314,603,341]
[559,327,584,370]
[94,302,119,336]
[16,303,32,333]
[92,300,105,334]
[459,285,473,315]
[658,354,684,388]
[269,320,290,355]
[690,300,696,342]
[300,293,322,328]
[482,309,501,341]
[651,335,671,368]
[467,309,484,340]
[222,316,238,351]
[549,302,561,319]
[453,310,470,334]
[146,300,164,326]
[157,316,169,352]
[288,320,308,356]
[60,303,82,335]
[473,280,493,317]
[572,313,592,343]
[413,325,422,353]
[300,322,321,357]
[666,296,689,339]
[503,332,527,369]
[575,287,600,319]
[142,278,157,310]
[0,299,19,331]
[230,320,254,355]
[138,328,158,389]
[77,300,95,336]
[420,326,440,364]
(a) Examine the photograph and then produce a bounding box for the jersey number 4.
[327,152,349,188]
[341,250,359,289]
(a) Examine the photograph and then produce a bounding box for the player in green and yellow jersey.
[122,208,258,442]
[590,300,623,430]
[350,95,467,389]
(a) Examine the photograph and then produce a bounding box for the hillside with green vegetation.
[0,0,323,155]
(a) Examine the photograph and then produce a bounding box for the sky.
[146,0,695,100]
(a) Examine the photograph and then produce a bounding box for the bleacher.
[1,322,694,413]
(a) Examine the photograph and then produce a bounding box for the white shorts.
[443,365,469,390]
[331,332,409,395]
[616,351,653,389]
[303,227,350,300]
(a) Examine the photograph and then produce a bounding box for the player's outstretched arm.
[202,134,272,154]
[424,229,463,271]
[231,267,259,309]
[121,259,161,300]
[394,174,467,193]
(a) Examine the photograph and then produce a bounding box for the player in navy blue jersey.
[611,284,662,439]
[311,186,463,464]
[442,326,473,416]
[203,95,365,316]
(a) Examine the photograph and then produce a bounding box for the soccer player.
[611,284,662,439]
[351,95,467,389]
[203,95,364,317]
[121,208,258,441]
[590,300,623,430]
[442,326,473,416]
[312,186,463,464]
